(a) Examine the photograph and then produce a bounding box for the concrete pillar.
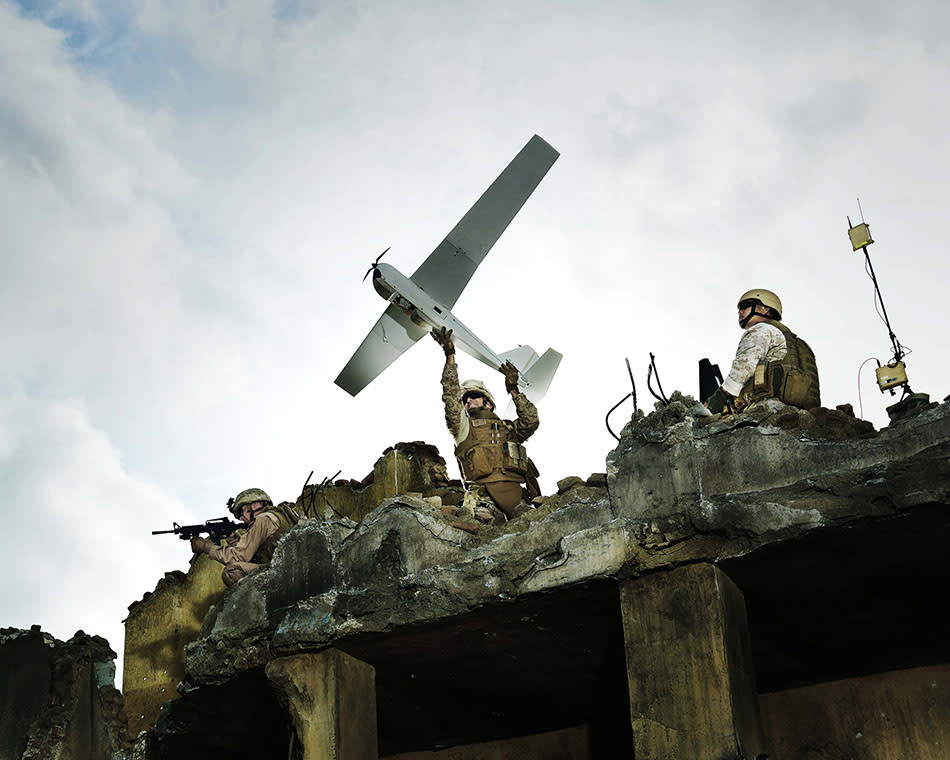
[620,563,767,759]
[266,648,378,760]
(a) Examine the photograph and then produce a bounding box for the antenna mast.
[846,205,911,396]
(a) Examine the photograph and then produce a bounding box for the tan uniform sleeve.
[721,323,787,396]
[510,392,539,442]
[441,358,468,444]
[208,513,278,565]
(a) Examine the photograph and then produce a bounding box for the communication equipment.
[847,221,873,251]
[847,205,912,396]
[875,361,908,392]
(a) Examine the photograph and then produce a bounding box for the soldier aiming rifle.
[152,516,242,542]
[185,488,299,587]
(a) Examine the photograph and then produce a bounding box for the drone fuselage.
[371,262,504,371]
[335,135,561,401]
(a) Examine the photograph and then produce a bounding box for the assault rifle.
[152,517,241,541]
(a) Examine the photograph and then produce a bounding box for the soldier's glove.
[190,536,213,554]
[500,361,520,394]
[705,387,732,415]
[432,327,455,356]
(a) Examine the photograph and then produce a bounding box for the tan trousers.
[222,561,260,587]
[484,481,525,518]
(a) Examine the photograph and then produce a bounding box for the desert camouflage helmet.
[230,488,272,516]
[460,379,496,409]
[738,288,782,319]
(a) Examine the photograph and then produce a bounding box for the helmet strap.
[739,301,761,328]
[246,503,266,522]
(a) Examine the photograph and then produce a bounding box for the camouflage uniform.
[441,359,539,517]
[721,322,788,396]
[207,506,296,587]
[722,320,820,411]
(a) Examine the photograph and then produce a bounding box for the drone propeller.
[362,246,391,282]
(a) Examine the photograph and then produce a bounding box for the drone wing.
[334,304,428,396]
[410,134,559,308]
[335,135,559,397]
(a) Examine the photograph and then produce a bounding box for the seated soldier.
[190,488,298,586]
[706,288,820,415]
[432,327,540,522]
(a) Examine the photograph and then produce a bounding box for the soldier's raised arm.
[500,361,539,441]
[433,328,463,438]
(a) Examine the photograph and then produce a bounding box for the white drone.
[335,135,562,405]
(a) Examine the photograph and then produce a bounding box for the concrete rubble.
[184,395,948,688]
[0,626,131,760]
[6,391,948,758]
[124,392,949,758]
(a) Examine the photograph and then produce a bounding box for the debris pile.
[295,442,464,523]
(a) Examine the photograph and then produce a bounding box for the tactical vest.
[736,320,820,411]
[455,410,530,485]
[251,503,300,564]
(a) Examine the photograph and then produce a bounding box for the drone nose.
[362,246,391,282]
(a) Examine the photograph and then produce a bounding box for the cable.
[859,245,907,363]
[647,353,669,405]
[625,357,637,411]
[605,393,632,442]
[605,358,638,442]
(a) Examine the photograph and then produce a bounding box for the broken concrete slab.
[123,395,950,756]
[607,394,950,525]
[180,401,950,692]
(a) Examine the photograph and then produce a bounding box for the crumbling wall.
[0,627,53,760]
[0,627,130,760]
[297,442,463,522]
[130,397,950,758]
[123,554,226,736]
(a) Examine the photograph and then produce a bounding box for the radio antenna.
[846,206,911,396]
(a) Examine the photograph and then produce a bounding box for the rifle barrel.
[153,517,238,538]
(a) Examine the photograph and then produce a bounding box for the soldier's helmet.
[230,488,273,516]
[737,288,782,320]
[460,379,496,410]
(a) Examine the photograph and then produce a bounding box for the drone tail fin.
[499,346,562,404]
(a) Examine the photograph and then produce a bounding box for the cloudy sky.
[2,0,948,683]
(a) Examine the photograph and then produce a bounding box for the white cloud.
[0,394,185,682]
[1,0,948,680]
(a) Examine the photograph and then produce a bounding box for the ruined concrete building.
[3,394,949,759]
[0,627,131,759]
